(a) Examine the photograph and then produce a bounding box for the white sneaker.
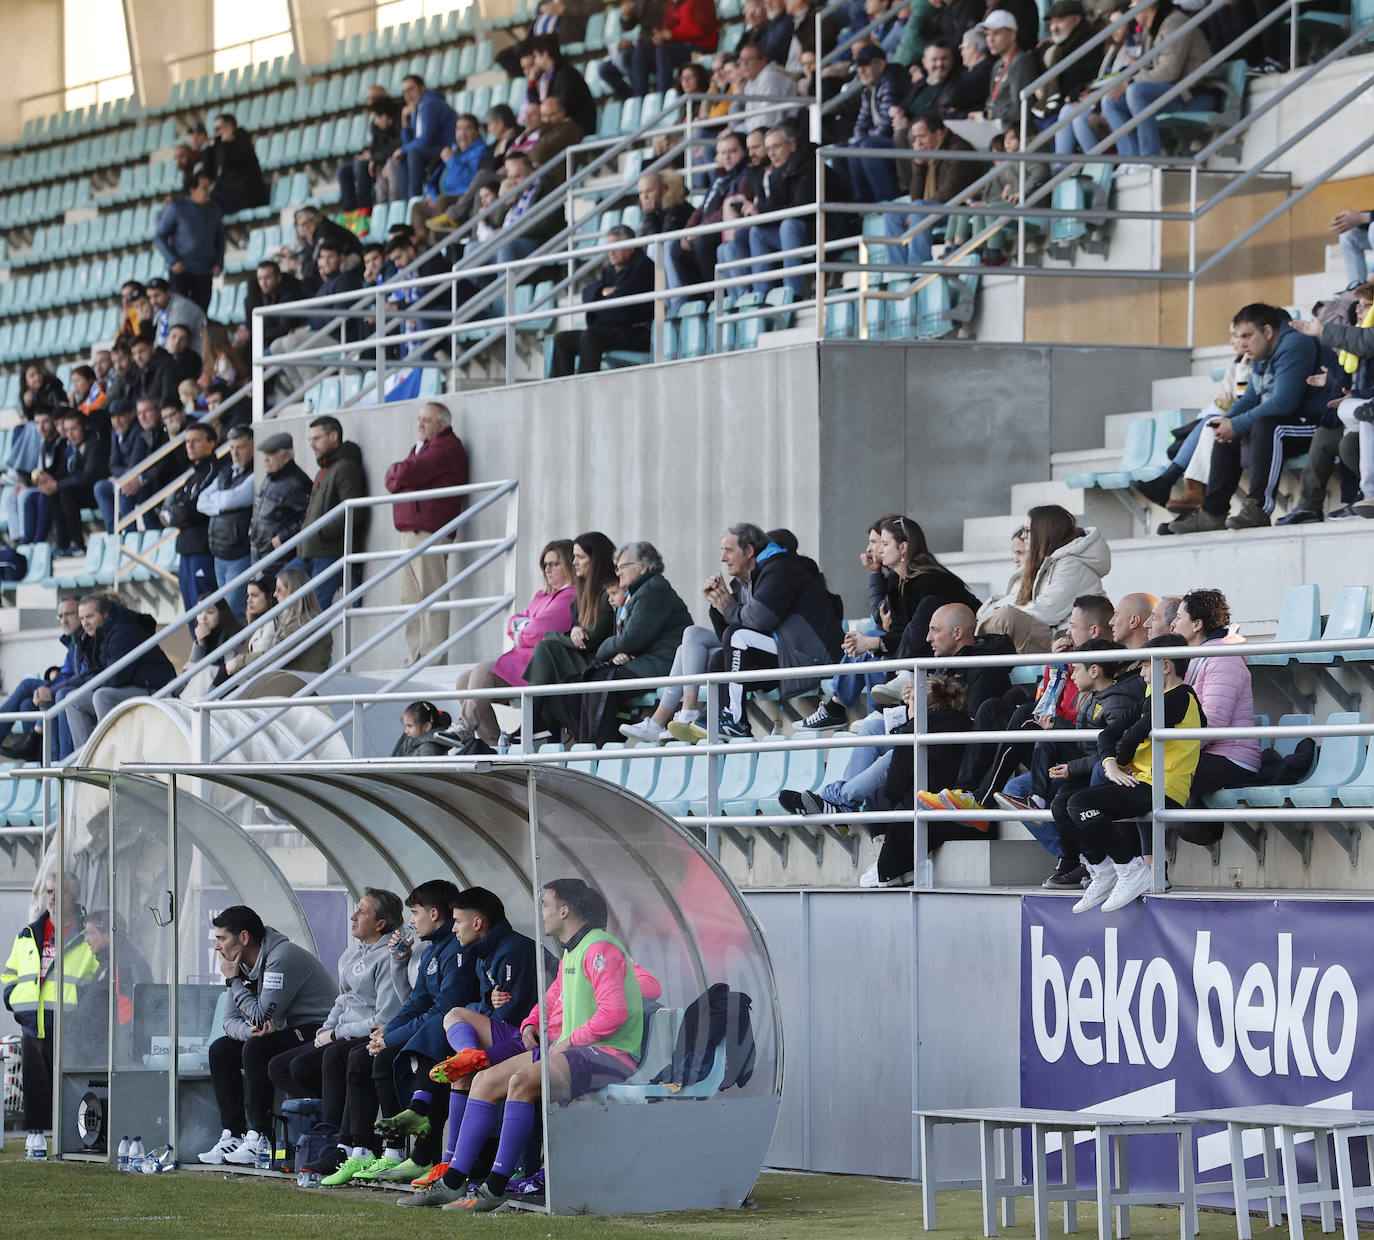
[1101,857,1153,912]
[1073,862,1118,914]
[619,719,664,745]
[859,862,881,888]
[223,1129,268,1165]
[869,673,912,707]
[198,1129,242,1164]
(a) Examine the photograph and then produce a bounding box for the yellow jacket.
[2,912,99,1038]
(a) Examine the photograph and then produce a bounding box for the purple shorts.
[531,1044,635,1099]
[486,1018,526,1066]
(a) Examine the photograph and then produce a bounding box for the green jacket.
[891,0,938,66]
[299,440,369,561]
[595,570,692,678]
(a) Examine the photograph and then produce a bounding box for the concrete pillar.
[291,0,345,75]
[2,0,65,145]
[123,0,214,111]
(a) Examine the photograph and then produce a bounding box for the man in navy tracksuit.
[361,879,477,1181]
[1200,303,1331,529]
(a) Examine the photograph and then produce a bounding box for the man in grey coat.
[266,888,411,1172]
[198,905,339,1167]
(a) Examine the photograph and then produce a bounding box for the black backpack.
[0,547,27,581]
[652,983,757,1091]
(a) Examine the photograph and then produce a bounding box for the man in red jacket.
[383,402,470,665]
[632,0,719,96]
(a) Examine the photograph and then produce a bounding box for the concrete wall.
[123,0,213,109]
[267,341,1188,670]
[3,0,64,143]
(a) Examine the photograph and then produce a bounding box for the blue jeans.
[178,552,215,623]
[732,218,812,297]
[831,625,886,708]
[288,555,343,610]
[882,200,942,266]
[52,685,78,760]
[820,713,892,809]
[94,478,162,534]
[215,555,252,619]
[1100,81,1215,158]
[1,677,45,733]
[848,136,899,203]
[1005,772,1064,858]
[1341,223,1374,287]
[20,489,50,544]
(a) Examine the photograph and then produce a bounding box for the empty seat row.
[0,119,178,191]
[0,251,156,322]
[104,157,183,206]
[158,55,298,117]
[12,205,160,269]
[18,95,136,148]
[328,11,479,70]
[0,178,94,230]
[0,308,112,365]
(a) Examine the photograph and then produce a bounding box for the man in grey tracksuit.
[199,905,339,1165]
[266,889,411,1148]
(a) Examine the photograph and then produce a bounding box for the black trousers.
[1203,417,1310,514]
[1178,751,1259,845]
[209,1024,319,1135]
[170,270,214,312]
[1056,782,1181,865]
[50,484,94,550]
[342,1040,384,1149]
[21,1032,53,1129]
[549,324,650,377]
[266,1035,361,1131]
[370,1041,447,1163]
[1297,424,1362,512]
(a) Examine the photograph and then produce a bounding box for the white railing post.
[1149,654,1166,893]
[914,663,930,890]
[705,679,721,859]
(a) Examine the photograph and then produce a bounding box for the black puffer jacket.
[250,457,313,563]
[160,457,220,556]
[1074,669,1147,779]
[723,544,844,697]
[934,634,1015,716]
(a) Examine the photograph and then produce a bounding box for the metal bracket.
[1323,820,1361,867]
[1258,666,1317,716]
[1108,486,1154,535]
[1165,828,1177,865]
[1274,821,1313,866]
[1306,666,1361,713]
[1231,821,1267,866]
[752,825,792,865]
[1345,662,1374,694]
[823,824,859,863]
[719,826,755,867]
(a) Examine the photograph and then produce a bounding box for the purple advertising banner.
[1021,895,1370,1193]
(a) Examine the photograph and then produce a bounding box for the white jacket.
[976,526,1112,629]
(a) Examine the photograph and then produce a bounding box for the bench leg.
[1315,1132,1335,1234]
[1064,1133,1078,1235]
[1281,1131,1305,1240]
[1264,1128,1283,1229]
[920,1115,938,1230]
[1333,1131,1358,1240]
[1116,1134,1131,1239]
[1033,1127,1052,1240]
[1179,1128,1199,1239]
[1001,1126,1018,1230]
[1096,1131,1113,1240]
[1229,1125,1253,1240]
[979,1121,1000,1238]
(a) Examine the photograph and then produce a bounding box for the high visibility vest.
[561,929,643,1060]
[1,917,100,1037]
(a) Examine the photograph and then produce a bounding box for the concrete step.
[1150,373,1214,410]
[1051,447,1119,480]
[961,513,1024,554]
[1292,269,1343,311]
[1189,343,1235,378]
[933,839,1054,888]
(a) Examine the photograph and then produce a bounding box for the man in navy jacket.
[362,879,478,1182]
[548,227,654,376]
[1198,304,1329,530]
[395,74,458,200]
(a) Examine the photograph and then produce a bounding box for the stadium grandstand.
[4,0,1374,1226]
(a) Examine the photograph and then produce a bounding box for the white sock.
[353,1146,369,1159]
[384,1146,405,1161]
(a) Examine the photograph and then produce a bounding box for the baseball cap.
[979,9,1019,30]
[853,44,886,65]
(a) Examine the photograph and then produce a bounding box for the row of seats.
[2,250,155,317]
[0,772,52,828]
[103,157,184,206]
[1204,710,1374,811]
[0,178,94,231]
[0,119,180,193]
[0,533,179,596]
[17,95,139,147]
[326,10,481,70]
[157,55,299,116]
[14,205,162,269]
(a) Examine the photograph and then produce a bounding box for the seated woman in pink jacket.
[1172,587,1261,843]
[455,540,575,744]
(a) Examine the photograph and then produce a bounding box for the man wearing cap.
[1033,2,1097,122]
[198,425,255,619]
[153,172,225,313]
[384,402,470,665]
[847,44,909,202]
[146,277,207,355]
[251,432,313,574]
[971,9,1035,126]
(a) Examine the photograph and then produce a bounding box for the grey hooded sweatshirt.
[321,935,412,1040]
[222,926,339,1040]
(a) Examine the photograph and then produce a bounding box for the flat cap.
[258,431,293,453]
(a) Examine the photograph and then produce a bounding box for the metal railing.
[100,630,1374,892]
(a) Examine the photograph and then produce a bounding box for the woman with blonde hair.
[226,567,333,677]
[455,540,577,745]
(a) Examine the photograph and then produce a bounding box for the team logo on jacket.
[592,954,605,973]
[426,959,438,975]
[352,960,365,976]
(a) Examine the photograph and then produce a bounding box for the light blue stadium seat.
[1302,585,1373,665]
[723,747,790,815]
[1205,712,1316,809]
[1157,60,1247,152]
[657,750,712,816]
[1067,415,1155,490]
[1250,584,1321,665]
[1282,714,1366,809]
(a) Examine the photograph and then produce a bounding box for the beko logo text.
[1030,926,1357,1080]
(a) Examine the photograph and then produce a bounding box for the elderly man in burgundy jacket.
[383,401,470,664]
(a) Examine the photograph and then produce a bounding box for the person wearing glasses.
[454,541,577,746]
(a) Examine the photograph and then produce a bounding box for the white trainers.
[1101,857,1153,912]
[223,1129,268,1165]
[1072,862,1118,914]
[619,719,664,745]
[869,673,912,706]
[859,862,881,888]
[198,1129,242,1164]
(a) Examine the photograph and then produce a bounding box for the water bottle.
[32,1130,46,1161]
[128,1135,143,1167]
[297,1170,320,1188]
[117,1135,130,1171]
[138,1145,177,1173]
[255,1137,271,1171]
[23,1131,35,1160]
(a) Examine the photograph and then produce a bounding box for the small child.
[606,577,628,633]
[1056,634,1204,914]
[392,700,453,757]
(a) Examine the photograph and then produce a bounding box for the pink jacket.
[491,585,575,685]
[521,955,664,1070]
[1184,636,1261,770]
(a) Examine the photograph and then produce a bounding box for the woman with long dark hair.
[523,531,617,688]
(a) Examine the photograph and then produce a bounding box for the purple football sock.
[490,1100,536,1179]
[442,1098,499,1185]
[443,1090,468,1162]
[446,1021,480,1053]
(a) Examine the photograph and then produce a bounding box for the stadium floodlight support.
[136,631,1374,889]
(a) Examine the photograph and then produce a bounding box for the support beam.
[3,0,65,145]
[124,0,214,113]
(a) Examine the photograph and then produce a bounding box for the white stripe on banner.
[1044,1079,1178,1154]
[1194,1092,1354,1173]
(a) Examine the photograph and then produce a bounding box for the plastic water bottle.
[32,1130,46,1160]
[117,1135,130,1171]
[23,1131,35,1160]
[255,1137,271,1171]
[138,1145,177,1173]
[128,1135,143,1167]
[297,1170,320,1188]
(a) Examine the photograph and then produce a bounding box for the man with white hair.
[383,403,470,665]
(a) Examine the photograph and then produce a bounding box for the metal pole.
[524,769,553,1216]
[914,664,930,889]
[705,680,721,859]
[1288,0,1298,77]
[251,312,265,422]
[1149,655,1166,893]
[373,289,385,401]
[105,785,116,1161]
[52,776,66,1157]
[342,504,354,659]
[814,147,827,338]
[167,772,180,1155]
[504,268,516,381]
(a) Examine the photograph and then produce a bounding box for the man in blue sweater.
[153,173,225,313]
[412,113,491,238]
[394,74,458,201]
[1186,303,1328,532]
